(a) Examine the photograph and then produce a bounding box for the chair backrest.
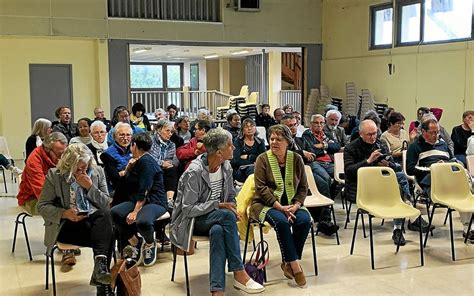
[334,152,344,183]
[304,165,321,196]
[430,162,471,204]
[255,127,268,146]
[402,150,411,177]
[247,92,258,105]
[0,137,12,159]
[356,167,401,209]
[296,126,307,137]
[239,85,249,98]
[466,155,474,176]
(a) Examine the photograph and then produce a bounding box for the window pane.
[400,4,421,43]
[190,64,199,90]
[424,0,472,42]
[167,65,182,88]
[374,7,393,46]
[130,65,163,88]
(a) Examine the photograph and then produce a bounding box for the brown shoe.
[61,251,76,266]
[293,270,306,287]
[280,262,294,279]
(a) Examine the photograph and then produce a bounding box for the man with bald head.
[344,120,416,245]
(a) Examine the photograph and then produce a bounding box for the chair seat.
[56,242,80,250]
[360,203,420,220]
[305,194,334,208]
[157,211,170,221]
[191,235,209,242]
[432,194,474,213]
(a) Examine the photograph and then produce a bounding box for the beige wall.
[206,60,220,91]
[0,0,322,44]
[229,58,246,96]
[321,0,473,130]
[0,37,110,158]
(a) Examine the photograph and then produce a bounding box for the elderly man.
[345,120,423,245]
[107,106,144,145]
[52,106,77,142]
[324,109,347,149]
[407,118,472,242]
[451,110,474,166]
[93,107,112,132]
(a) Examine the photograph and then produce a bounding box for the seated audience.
[107,106,144,145]
[407,118,472,242]
[171,127,264,295]
[451,110,474,166]
[38,143,113,293]
[70,118,92,145]
[52,106,77,142]
[380,112,409,164]
[0,154,22,176]
[256,103,275,129]
[231,118,266,183]
[131,102,151,131]
[175,116,192,144]
[177,120,211,169]
[350,110,381,141]
[324,109,347,149]
[283,104,293,114]
[409,107,430,136]
[93,107,112,132]
[223,112,241,140]
[149,119,180,201]
[87,121,108,168]
[273,108,285,124]
[25,118,52,160]
[111,133,168,267]
[380,107,395,133]
[167,104,178,122]
[251,124,310,287]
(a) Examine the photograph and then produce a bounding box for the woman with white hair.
[38,143,113,294]
[171,128,265,295]
[25,118,52,160]
[87,120,109,167]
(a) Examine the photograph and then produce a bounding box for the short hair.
[90,120,107,132]
[383,107,395,118]
[359,119,377,132]
[112,106,129,123]
[203,127,232,155]
[43,132,67,149]
[418,107,430,114]
[113,122,133,136]
[167,104,178,111]
[226,112,240,122]
[268,124,293,146]
[77,117,91,126]
[310,114,325,122]
[421,118,438,131]
[132,132,152,151]
[326,110,342,122]
[283,104,293,111]
[281,114,295,124]
[155,119,174,131]
[462,110,474,119]
[132,102,146,115]
[388,112,405,125]
[56,106,70,118]
[273,108,284,117]
[292,111,301,116]
[197,108,209,116]
[57,143,94,179]
[93,107,103,115]
[154,108,165,115]
[240,118,256,135]
[362,110,381,126]
[261,104,270,109]
[31,118,52,138]
[194,120,212,132]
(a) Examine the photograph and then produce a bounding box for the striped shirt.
[209,166,224,201]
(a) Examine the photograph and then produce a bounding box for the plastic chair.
[423,163,474,261]
[333,152,346,210]
[255,126,268,147]
[349,167,424,270]
[304,165,340,244]
[0,136,16,192]
[466,155,474,176]
[11,174,33,261]
[45,242,81,296]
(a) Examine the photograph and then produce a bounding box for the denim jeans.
[194,209,244,293]
[111,201,167,246]
[265,208,311,262]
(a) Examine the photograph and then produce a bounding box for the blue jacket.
[100,142,132,189]
[106,124,144,146]
[302,129,340,157]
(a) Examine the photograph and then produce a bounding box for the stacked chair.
[360,89,375,117]
[305,88,320,125]
[343,82,359,116]
[216,85,249,119]
[238,92,259,119]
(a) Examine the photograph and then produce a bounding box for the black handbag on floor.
[244,240,269,285]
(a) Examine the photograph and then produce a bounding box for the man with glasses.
[324,109,347,149]
[93,107,112,132]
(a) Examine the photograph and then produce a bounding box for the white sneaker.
[233,279,265,294]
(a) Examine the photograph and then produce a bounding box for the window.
[190,64,199,90]
[130,63,183,90]
[399,3,421,44]
[370,4,394,49]
[423,0,472,42]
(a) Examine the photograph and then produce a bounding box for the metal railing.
[131,90,231,119]
[108,0,221,22]
[280,90,302,113]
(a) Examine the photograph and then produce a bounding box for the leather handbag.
[244,240,269,285]
[111,258,141,296]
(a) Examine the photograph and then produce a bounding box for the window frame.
[369,3,395,50]
[129,62,184,91]
[396,0,423,46]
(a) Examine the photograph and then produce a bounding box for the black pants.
[163,166,178,195]
[56,208,113,256]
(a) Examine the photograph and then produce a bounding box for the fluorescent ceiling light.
[204,54,219,59]
[231,50,250,55]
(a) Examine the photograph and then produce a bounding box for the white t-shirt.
[209,166,224,201]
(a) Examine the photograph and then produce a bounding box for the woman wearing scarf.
[250,124,310,287]
[38,143,113,295]
[87,121,109,167]
[70,118,93,145]
[131,102,151,131]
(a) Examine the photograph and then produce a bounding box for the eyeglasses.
[311,121,324,125]
[92,131,106,135]
[118,133,132,138]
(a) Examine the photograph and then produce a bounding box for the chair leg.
[396,219,405,254]
[171,245,177,281]
[310,222,318,276]
[45,253,49,290]
[464,214,473,244]
[361,214,367,238]
[350,210,360,255]
[21,214,33,261]
[183,252,190,296]
[418,215,424,266]
[243,220,252,263]
[448,209,456,261]
[331,205,340,245]
[380,219,384,226]
[51,246,57,296]
[344,201,352,229]
[368,215,375,270]
[259,224,267,283]
[424,204,437,248]
[12,213,25,253]
[2,169,7,193]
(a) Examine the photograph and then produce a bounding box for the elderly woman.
[25,118,52,160]
[37,143,113,293]
[171,128,264,295]
[223,112,241,141]
[101,122,133,206]
[111,133,167,267]
[231,118,266,182]
[380,112,409,164]
[251,124,310,287]
[175,116,192,144]
[177,120,211,169]
[70,117,93,145]
[131,102,151,131]
[150,119,180,201]
[87,121,109,167]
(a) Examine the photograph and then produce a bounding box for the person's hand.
[409,129,417,140]
[379,159,390,167]
[392,151,403,158]
[162,160,173,169]
[196,142,204,150]
[314,143,324,149]
[127,158,137,169]
[468,121,474,131]
[219,202,238,217]
[118,170,126,177]
[280,205,296,223]
[62,208,86,222]
[367,149,382,164]
[240,154,248,160]
[75,173,92,190]
[303,151,316,162]
[126,211,138,225]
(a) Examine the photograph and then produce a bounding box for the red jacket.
[17,146,57,206]
[176,137,207,169]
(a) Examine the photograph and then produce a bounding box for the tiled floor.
[0,175,473,295]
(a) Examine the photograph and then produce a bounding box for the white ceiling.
[129,44,301,62]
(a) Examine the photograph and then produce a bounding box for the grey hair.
[359,119,377,131]
[155,108,165,115]
[155,119,174,132]
[90,120,107,132]
[31,118,52,138]
[240,118,257,136]
[197,108,209,116]
[310,114,325,122]
[203,127,232,155]
[326,110,342,122]
[113,122,133,136]
[362,110,381,125]
[57,143,95,179]
[43,132,67,149]
[268,124,294,146]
